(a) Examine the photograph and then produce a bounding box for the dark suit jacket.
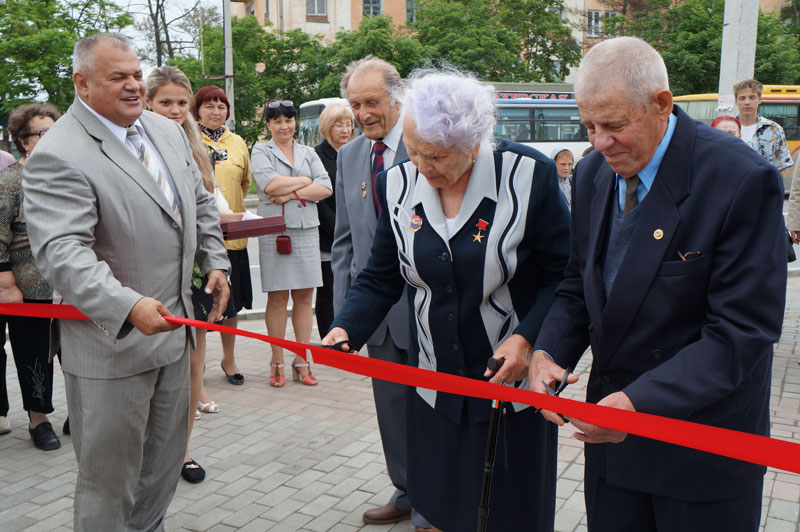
[315,140,337,253]
[535,106,786,502]
[333,139,570,424]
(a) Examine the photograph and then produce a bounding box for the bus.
[298,97,351,147]
[493,98,590,158]
[674,85,800,189]
[298,97,591,161]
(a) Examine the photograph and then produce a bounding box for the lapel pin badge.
[653,229,664,240]
[410,215,423,232]
[473,219,489,243]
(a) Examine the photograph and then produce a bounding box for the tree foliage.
[321,15,428,96]
[131,0,219,65]
[0,0,133,116]
[172,16,330,147]
[604,0,800,95]
[496,0,582,81]
[411,0,523,81]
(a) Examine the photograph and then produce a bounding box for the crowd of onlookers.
[0,31,796,532]
[0,67,357,480]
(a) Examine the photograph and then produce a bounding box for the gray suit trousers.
[65,345,190,532]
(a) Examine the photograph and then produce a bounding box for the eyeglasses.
[23,127,49,139]
[331,122,354,130]
[267,100,294,109]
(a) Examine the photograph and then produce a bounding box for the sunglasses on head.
[268,100,294,109]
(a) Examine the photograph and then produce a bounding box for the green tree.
[411,0,523,81]
[497,0,582,81]
[172,16,330,147]
[321,14,429,96]
[0,0,133,112]
[0,0,132,148]
[605,0,800,95]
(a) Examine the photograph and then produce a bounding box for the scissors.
[536,366,572,422]
[310,340,357,353]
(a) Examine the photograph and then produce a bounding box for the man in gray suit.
[23,34,230,531]
[332,56,428,531]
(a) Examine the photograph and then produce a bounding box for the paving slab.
[3,277,800,531]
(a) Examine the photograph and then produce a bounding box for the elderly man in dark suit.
[23,33,229,531]
[331,56,428,531]
[530,37,785,532]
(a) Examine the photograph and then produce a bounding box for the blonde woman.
[313,104,355,335]
[146,66,239,484]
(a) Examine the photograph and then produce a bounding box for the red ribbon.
[3,302,799,475]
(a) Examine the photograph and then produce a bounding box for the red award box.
[221,216,286,240]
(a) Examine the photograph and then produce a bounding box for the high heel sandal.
[270,363,285,387]
[292,358,317,386]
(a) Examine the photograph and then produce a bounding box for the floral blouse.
[0,162,53,299]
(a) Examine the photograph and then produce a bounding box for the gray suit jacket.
[23,99,230,379]
[251,139,332,228]
[331,133,409,349]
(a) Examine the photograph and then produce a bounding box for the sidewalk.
[1,277,799,531]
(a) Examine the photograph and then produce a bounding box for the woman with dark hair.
[0,103,63,450]
[313,103,355,335]
[251,101,332,387]
[192,86,252,386]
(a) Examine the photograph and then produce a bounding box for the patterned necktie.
[623,174,640,215]
[371,141,387,215]
[126,126,181,225]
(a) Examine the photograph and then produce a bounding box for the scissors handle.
[312,340,356,353]
[486,357,505,373]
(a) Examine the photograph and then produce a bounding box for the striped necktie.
[126,126,182,225]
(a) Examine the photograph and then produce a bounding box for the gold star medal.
[473,219,489,243]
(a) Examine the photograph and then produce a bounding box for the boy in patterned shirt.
[734,78,794,173]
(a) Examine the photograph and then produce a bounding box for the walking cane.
[477,357,505,532]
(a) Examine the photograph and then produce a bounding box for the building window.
[265,0,270,19]
[363,0,381,16]
[604,11,618,37]
[587,10,601,37]
[307,0,326,16]
[247,1,255,17]
[406,0,417,22]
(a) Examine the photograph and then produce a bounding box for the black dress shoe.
[181,460,205,483]
[29,421,61,451]
[220,361,244,385]
[62,417,70,435]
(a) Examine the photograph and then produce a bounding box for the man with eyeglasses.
[332,56,430,531]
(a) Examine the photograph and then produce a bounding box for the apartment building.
[231,0,418,41]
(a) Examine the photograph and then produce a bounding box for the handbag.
[276,203,292,255]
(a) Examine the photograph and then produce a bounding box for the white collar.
[371,113,403,153]
[77,96,143,144]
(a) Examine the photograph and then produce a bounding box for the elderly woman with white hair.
[323,68,570,531]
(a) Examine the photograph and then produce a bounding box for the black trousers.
[0,306,55,416]
[315,260,334,336]
[585,467,762,532]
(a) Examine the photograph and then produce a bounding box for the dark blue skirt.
[407,389,557,531]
